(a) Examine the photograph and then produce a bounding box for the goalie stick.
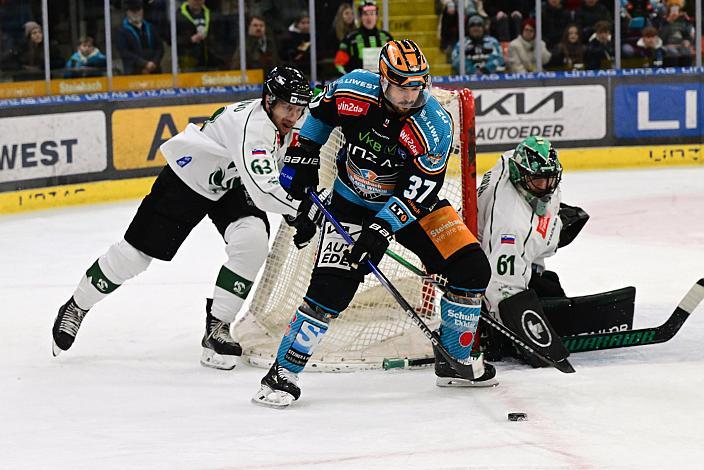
[308,191,483,381]
[383,248,576,374]
[562,278,704,353]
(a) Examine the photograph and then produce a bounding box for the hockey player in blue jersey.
[253,40,496,408]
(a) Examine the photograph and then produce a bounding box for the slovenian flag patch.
[501,234,516,245]
[251,148,266,155]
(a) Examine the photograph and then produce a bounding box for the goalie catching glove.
[344,218,393,271]
[284,188,331,249]
[280,136,321,200]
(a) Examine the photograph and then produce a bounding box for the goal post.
[234,87,477,371]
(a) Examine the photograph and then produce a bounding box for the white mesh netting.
[234,88,474,371]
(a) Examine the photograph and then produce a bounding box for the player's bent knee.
[102,239,153,281]
[443,245,491,291]
[304,274,359,315]
[224,217,269,264]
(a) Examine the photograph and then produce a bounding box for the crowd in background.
[0,0,700,86]
[444,0,700,74]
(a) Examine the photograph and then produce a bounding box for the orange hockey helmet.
[378,40,431,111]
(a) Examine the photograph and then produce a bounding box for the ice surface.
[1,167,703,469]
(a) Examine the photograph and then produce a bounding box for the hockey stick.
[562,279,704,353]
[308,191,483,381]
[383,247,576,374]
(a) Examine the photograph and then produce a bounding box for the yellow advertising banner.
[112,74,174,91]
[476,144,704,173]
[111,102,229,170]
[0,80,46,99]
[176,69,264,87]
[49,77,108,95]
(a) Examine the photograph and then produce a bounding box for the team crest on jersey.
[336,97,370,116]
[176,156,192,167]
[346,159,397,199]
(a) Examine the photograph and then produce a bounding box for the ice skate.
[252,361,301,409]
[434,345,499,388]
[200,298,242,370]
[52,297,89,357]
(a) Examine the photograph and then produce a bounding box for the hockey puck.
[508,412,527,421]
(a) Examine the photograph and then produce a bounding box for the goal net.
[234,87,477,371]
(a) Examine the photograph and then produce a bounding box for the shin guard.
[439,290,483,363]
[276,303,332,373]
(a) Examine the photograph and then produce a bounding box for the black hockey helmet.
[262,66,312,109]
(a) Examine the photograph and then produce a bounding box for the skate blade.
[51,339,63,357]
[200,348,238,370]
[251,384,295,409]
[436,376,499,388]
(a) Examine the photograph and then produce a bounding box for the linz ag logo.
[399,124,422,156]
[336,98,369,116]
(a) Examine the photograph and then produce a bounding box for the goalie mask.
[379,39,431,113]
[509,136,562,201]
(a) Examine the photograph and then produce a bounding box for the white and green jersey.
[160,99,303,217]
[477,152,563,317]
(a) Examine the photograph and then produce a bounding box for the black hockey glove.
[280,136,321,200]
[284,188,332,249]
[344,218,393,271]
[558,203,589,248]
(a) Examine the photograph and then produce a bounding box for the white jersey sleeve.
[477,153,562,317]
[160,99,300,217]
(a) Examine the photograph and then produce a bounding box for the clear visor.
[380,77,431,112]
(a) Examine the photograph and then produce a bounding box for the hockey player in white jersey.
[51,66,323,370]
[478,136,564,318]
[477,136,632,365]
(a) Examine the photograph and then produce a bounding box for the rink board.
[1,143,701,215]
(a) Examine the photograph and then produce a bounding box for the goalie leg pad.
[276,302,332,373]
[541,287,636,337]
[498,289,569,367]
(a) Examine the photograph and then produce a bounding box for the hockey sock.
[439,288,483,363]
[212,217,269,323]
[276,303,332,373]
[212,266,254,323]
[73,239,152,310]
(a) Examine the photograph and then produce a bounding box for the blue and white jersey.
[299,69,454,232]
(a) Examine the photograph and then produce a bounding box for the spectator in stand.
[116,0,164,75]
[543,0,572,49]
[439,1,459,60]
[278,13,311,75]
[232,15,279,73]
[483,0,533,42]
[585,20,614,69]
[632,25,666,67]
[575,0,612,43]
[17,21,63,80]
[451,14,505,75]
[507,18,551,72]
[334,0,392,75]
[65,36,107,78]
[177,0,224,71]
[659,3,695,66]
[547,24,586,70]
[325,2,355,57]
